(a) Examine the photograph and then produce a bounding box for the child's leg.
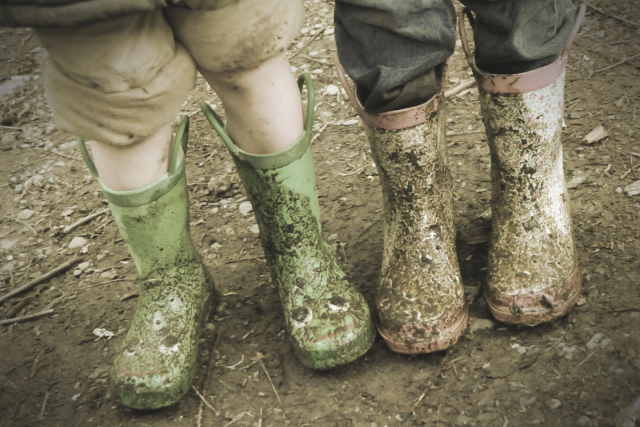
[36,13,215,410]
[168,0,376,368]
[201,54,303,155]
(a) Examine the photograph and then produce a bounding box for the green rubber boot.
[201,75,375,369]
[78,118,217,410]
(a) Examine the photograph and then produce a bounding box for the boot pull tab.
[458,9,479,75]
[77,116,189,180]
[297,73,316,136]
[562,3,587,59]
[201,73,316,160]
[168,116,189,177]
[77,138,99,179]
[333,54,366,117]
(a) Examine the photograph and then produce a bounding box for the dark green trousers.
[335,0,575,113]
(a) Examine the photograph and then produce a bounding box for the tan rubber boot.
[336,57,468,354]
[459,5,586,326]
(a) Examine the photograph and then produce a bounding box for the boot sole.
[486,263,582,326]
[377,297,469,355]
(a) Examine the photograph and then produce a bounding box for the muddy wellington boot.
[335,59,468,354]
[458,5,586,325]
[77,118,217,409]
[201,74,375,369]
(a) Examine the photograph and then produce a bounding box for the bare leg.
[88,124,173,191]
[201,54,304,155]
[89,54,301,190]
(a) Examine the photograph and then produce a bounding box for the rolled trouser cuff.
[166,0,304,72]
[42,45,196,146]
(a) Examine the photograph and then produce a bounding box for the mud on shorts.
[35,0,304,146]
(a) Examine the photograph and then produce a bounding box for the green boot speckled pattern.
[201,75,375,369]
[78,118,217,410]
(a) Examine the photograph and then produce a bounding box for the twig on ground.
[84,278,131,289]
[589,52,640,77]
[196,401,204,427]
[192,386,220,416]
[0,309,54,326]
[290,22,330,59]
[0,257,81,305]
[62,208,109,234]
[51,149,80,161]
[224,256,265,265]
[545,331,567,352]
[259,359,282,406]
[586,3,640,27]
[38,391,49,421]
[19,258,34,285]
[302,55,328,66]
[0,125,23,131]
[218,379,236,391]
[258,407,263,427]
[576,349,598,368]
[311,122,329,143]
[6,297,32,318]
[338,167,365,177]
[444,78,476,98]
[15,218,37,236]
[30,355,40,378]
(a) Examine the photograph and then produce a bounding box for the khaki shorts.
[36,0,304,146]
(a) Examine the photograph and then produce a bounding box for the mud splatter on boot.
[336,58,468,354]
[201,75,375,369]
[459,6,585,325]
[78,118,217,409]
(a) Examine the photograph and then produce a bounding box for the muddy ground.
[1,1,639,426]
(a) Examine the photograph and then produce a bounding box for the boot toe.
[486,262,582,326]
[111,335,197,410]
[376,291,468,354]
[289,294,376,370]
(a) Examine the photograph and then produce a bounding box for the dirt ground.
[1,1,639,426]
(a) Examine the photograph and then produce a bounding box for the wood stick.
[0,125,23,131]
[62,208,109,234]
[0,309,54,326]
[589,52,640,77]
[445,78,476,98]
[14,218,37,236]
[192,386,220,416]
[290,22,330,59]
[0,257,81,304]
[51,149,80,161]
[586,3,640,27]
[259,359,282,406]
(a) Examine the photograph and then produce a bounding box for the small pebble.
[577,415,591,426]
[17,209,34,220]
[249,224,260,234]
[239,201,253,216]
[68,236,87,249]
[546,399,562,409]
[325,84,339,96]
